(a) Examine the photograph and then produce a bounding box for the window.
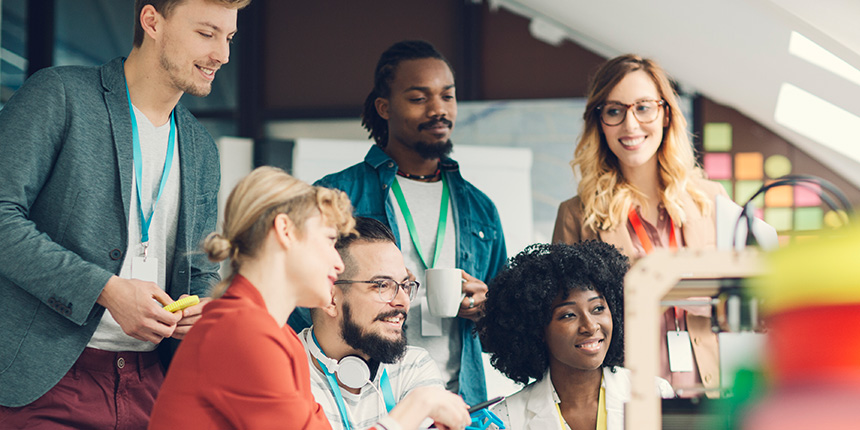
[789,31,860,87]
[1,0,27,106]
[775,83,860,163]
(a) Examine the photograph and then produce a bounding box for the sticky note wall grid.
[701,121,825,236]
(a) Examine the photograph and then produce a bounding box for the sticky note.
[764,181,793,207]
[824,210,849,229]
[704,123,732,152]
[717,180,733,200]
[794,183,821,207]
[764,208,793,231]
[792,235,817,245]
[735,180,764,208]
[764,154,792,179]
[795,207,823,231]
[735,152,763,180]
[704,153,732,180]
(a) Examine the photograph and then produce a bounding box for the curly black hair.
[477,241,629,385]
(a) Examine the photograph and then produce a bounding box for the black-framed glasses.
[334,279,420,303]
[597,99,665,126]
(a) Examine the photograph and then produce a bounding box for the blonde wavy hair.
[573,54,711,233]
[203,166,355,298]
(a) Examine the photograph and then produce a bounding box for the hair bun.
[203,232,232,262]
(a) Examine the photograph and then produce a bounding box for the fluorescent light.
[529,17,567,47]
[789,31,860,87]
[775,83,860,162]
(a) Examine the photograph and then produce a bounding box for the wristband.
[373,415,402,430]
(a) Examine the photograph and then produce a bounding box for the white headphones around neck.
[308,331,370,390]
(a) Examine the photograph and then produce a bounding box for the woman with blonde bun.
[150,167,471,430]
[552,55,727,398]
[149,166,353,429]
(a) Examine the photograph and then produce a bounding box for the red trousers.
[0,347,165,429]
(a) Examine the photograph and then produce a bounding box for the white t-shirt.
[389,177,462,393]
[299,328,444,430]
[87,105,181,352]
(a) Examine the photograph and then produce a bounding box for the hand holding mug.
[457,270,487,322]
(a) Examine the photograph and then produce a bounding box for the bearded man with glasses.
[299,217,470,430]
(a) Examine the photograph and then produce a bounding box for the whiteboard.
[292,138,534,259]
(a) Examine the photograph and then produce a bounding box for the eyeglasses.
[596,99,665,126]
[334,279,420,303]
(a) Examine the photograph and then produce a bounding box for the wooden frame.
[623,248,766,429]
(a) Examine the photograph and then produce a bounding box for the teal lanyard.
[311,332,395,430]
[390,176,450,269]
[124,84,176,253]
[380,370,395,415]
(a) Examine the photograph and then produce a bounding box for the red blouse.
[149,274,332,429]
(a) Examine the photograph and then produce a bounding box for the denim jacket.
[291,145,507,404]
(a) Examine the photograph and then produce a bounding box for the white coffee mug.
[424,268,465,318]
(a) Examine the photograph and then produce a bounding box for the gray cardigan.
[0,57,221,406]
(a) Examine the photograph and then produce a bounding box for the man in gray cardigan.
[0,0,250,427]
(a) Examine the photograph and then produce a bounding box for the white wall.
[215,136,254,279]
[291,138,534,260]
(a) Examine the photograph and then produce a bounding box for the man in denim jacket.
[290,40,507,405]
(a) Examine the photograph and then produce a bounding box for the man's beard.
[413,117,454,160]
[413,139,454,160]
[341,302,408,363]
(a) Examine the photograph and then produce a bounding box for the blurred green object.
[705,366,766,430]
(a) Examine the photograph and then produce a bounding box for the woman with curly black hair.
[478,241,673,430]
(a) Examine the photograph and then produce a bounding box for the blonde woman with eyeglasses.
[552,54,728,399]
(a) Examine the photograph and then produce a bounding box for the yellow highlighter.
[163,295,199,313]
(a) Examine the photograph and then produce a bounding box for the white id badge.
[131,256,159,284]
[667,330,695,372]
[420,297,443,336]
